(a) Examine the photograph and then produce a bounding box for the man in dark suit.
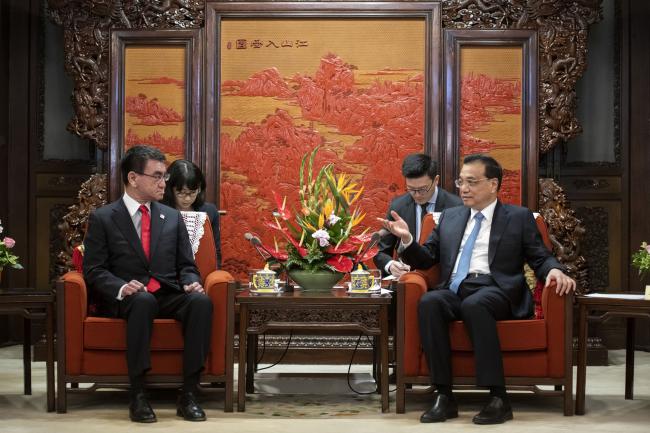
[379,154,575,424]
[83,146,213,423]
[374,153,462,277]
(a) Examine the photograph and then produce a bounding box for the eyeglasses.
[136,171,170,183]
[454,178,489,188]
[406,181,434,196]
[174,189,200,199]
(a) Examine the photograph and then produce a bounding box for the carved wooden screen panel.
[206,2,442,277]
[109,30,203,199]
[444,29,537,208]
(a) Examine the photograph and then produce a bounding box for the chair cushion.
[449,319,547,351]
[84,317,185,350]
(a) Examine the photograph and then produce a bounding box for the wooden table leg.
[46,303,55,412]
[575,303,588,415]
[23,317,31,395]
[380,305,389,413]
[246,334,256,394]
[625,317,635,400]
[237,305,248,412]
[372,335,379,386]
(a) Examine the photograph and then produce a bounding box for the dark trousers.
[118,289,213,384]
[417,274,511,388]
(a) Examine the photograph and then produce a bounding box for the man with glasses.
[380,154,575,424]
[374,153,462,278]
[83,145,213,423]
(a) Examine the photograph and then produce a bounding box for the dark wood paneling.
[628,0,650,291]
[627,0,650,349]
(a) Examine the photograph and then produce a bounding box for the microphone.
[243,232,270,261]
[375,228,391,238]
[354,229,389,265]
[244,232,262,246]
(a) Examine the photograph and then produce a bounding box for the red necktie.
[139,205,160,293]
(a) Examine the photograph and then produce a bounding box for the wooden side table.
[575,293,650,415]
[0,288,56,412]
[236,287,391,413]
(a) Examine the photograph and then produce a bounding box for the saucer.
[345,282,381,294]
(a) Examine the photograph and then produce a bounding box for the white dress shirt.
[450,198,498,277]
[122,192,150,239]
[116,192,151,299]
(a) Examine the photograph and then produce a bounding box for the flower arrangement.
[631,241,650,281]
[0,219,23,272]
[253,147,378,274]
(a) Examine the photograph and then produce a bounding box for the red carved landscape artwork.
[123,46,186,161]
[459,46,523,204]
[219,19,427,276]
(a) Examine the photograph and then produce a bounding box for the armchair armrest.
[396,272,429,376]
[541,280,574,377]
[58,271,88,375]
[204,270,235,375]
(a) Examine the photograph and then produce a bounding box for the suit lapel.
[111,200,148,266]
[444,207,470,269]
[404,198,417,238]
[149,201,166,260]
[434,188,445,212]
[488,201,509,265]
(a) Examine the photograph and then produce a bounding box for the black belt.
[466,273,489,279]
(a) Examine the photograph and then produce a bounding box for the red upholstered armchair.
[395,213,573,415]
[56,217,235,413]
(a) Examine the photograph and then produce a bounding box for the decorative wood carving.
[574,206,609,290]
[56,174,108,274]
[47,0,205,150]
[247,307,381,334]
[442,0,602,153]
[573,178,611,190]
[49,204,70,287]
[538,178,589,292]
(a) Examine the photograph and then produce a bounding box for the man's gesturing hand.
[377,210,412,243]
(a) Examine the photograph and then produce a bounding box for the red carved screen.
[459,46,523,204]
[218,18,427,276]
[124,46,186,162]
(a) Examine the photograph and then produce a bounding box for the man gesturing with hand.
[379,154,575,425]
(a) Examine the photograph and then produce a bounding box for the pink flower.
[646,245,650,254]
[312,229,330,247]
[3,237,15,248]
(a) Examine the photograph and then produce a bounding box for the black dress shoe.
[420,393,458,423]
[129,392,156,423]
[177,391,206,421]
[472,396,513,425]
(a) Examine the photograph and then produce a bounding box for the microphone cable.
[256,331,293,372]
[346,334,396,395]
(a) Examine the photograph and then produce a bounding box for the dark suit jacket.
[401,201,563,319]
[196,202,222,268]
[374,187,463,274]
[83,199,200,317]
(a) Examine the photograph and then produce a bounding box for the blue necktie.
[449,212,485,294]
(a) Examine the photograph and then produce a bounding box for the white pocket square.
[160,214,165,219]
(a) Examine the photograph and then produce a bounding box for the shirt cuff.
[385,260,395,274]
[116,284,128,300]
[398,233,414,251]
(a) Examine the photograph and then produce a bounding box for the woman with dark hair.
[161,159,221,268]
